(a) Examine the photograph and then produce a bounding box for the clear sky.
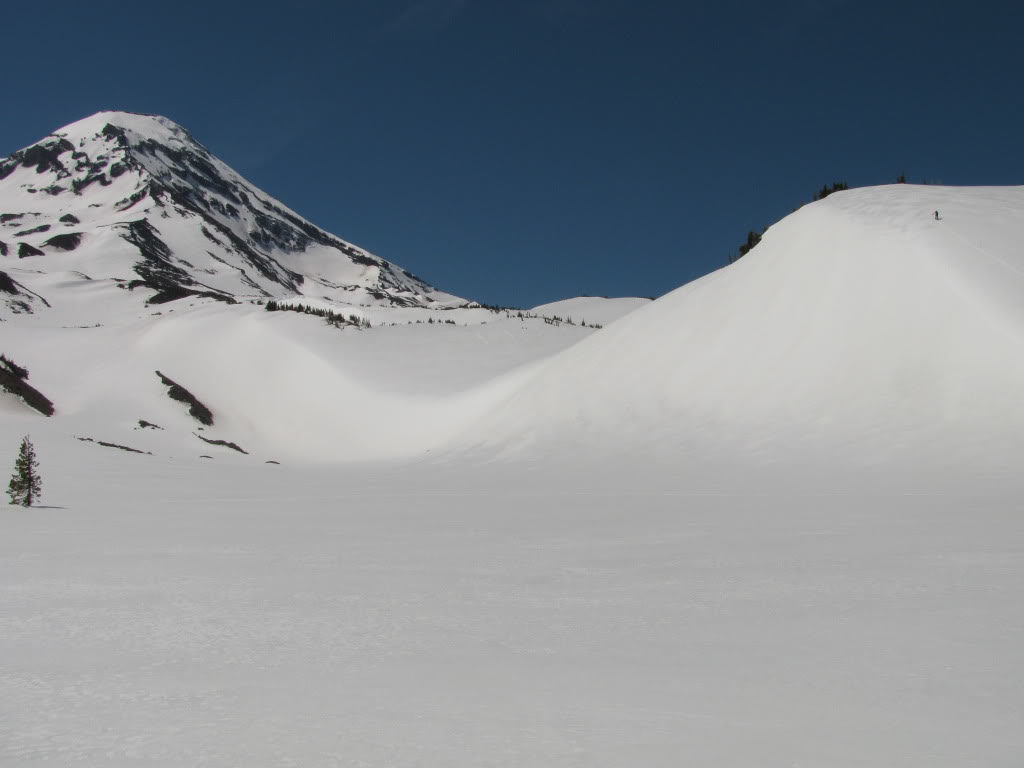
[3,0,1022,307]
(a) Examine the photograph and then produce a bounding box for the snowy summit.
[0,111,459,311]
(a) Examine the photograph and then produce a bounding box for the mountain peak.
[1,112,462,312]
[53,111,190,144]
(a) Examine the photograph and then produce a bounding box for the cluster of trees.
[265,300,371,329]
[813,181,850,201]
[728,231,763,265]
[507,310,603,329]
[728,179,851,265]
[893,173,934,184]
[454,301,510,312]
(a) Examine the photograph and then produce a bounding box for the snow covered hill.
[0,111,461,312]
[459,184,1024,468]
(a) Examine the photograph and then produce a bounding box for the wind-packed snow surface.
[3,452,1022,766]
[3,111,1024,766]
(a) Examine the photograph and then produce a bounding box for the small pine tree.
[8,435,41,507]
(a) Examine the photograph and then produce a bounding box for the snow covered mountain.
[458,184,1024,467]
[4,114,1024,471]
[0,112,651,465]
[0,111,461,313]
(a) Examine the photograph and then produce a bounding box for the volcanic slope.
[457,184,1024,469]
[0,111,460,312]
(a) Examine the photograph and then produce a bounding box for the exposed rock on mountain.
[0,111,461,313]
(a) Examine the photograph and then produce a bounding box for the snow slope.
[461,185,1024,468]
[0,305,602,462]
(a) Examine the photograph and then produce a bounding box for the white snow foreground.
[1,451,1022,766]
[3,150,1024,765]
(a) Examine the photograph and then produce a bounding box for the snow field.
[2,448,1023,766]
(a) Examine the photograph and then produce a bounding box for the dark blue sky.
[4,0,1022,307]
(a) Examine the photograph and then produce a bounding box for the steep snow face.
[460,185,1024,465]
[0,111,460,311]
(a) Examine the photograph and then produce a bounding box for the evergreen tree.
[7,435,41,507]
[814,181,849,201]
[730,229,763,263]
